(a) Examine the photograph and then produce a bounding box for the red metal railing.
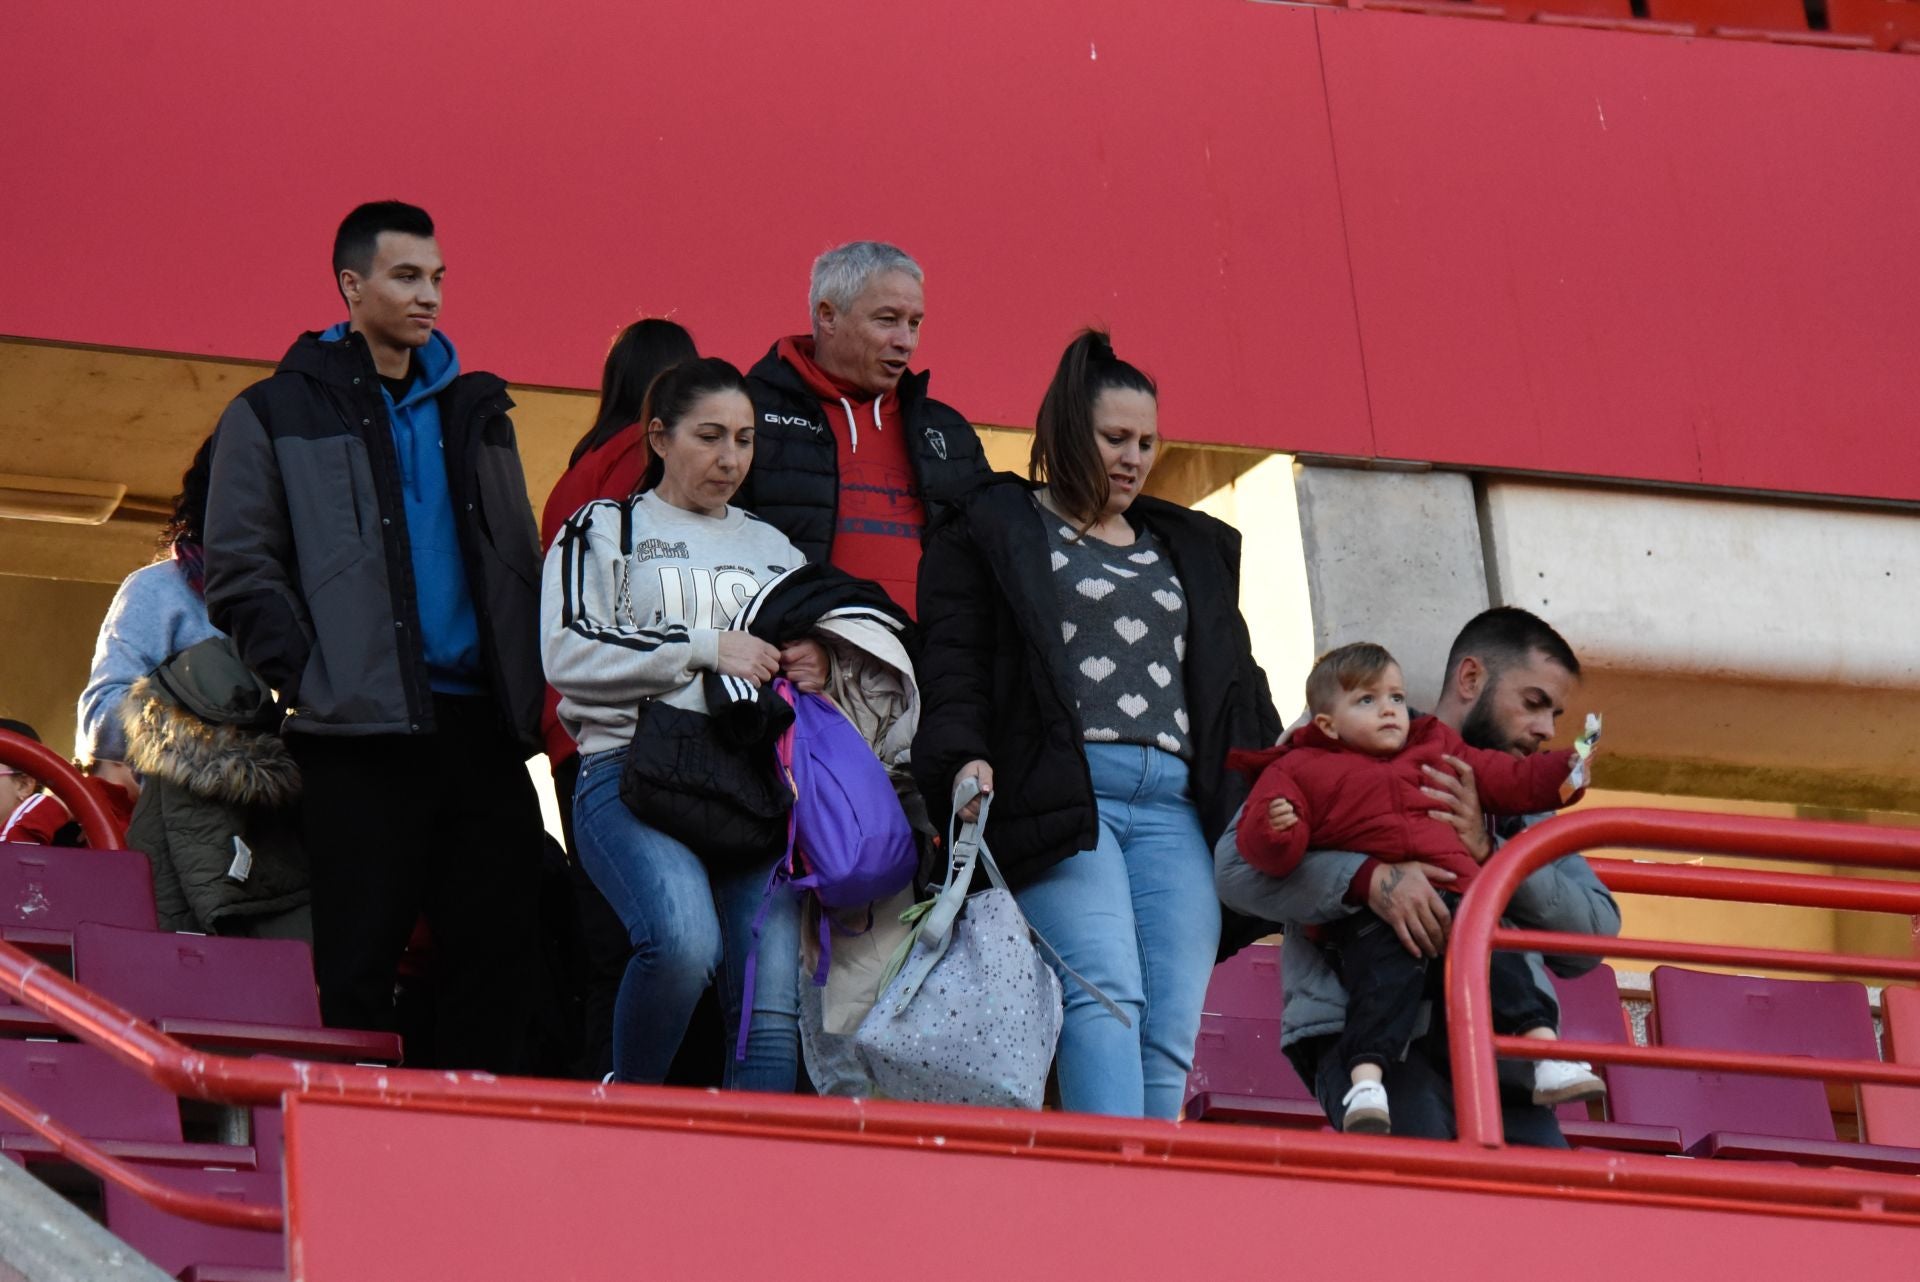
[5,803,1920,1239]
[0,1079,281,1230]
[1447,806,1920,1148]
[3,913,1920,1237]
[0,729,125,850]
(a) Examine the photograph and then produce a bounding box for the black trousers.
[290,695,543,1074]
[1300,1021,1571,1147]
[1324,897,1556,1075]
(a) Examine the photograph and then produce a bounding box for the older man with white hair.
[739,241,986,640]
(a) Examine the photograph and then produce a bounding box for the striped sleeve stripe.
[0,793,61,842]
[737,564,807,635]
[557,499,691,655]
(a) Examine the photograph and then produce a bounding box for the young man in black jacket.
[737,241,988,686]
[204,201,546,1073]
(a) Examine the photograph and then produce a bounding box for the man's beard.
[1459,688,1513,754]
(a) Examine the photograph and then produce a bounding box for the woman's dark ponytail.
[1030,329,1157,531]
[572,319,699,467]
[161,434,214,596]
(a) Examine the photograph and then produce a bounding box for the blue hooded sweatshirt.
[322,323,484,694]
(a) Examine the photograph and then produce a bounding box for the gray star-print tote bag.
[853,779,1126,1109]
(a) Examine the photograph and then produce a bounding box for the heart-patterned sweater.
[1042,510,1191,760]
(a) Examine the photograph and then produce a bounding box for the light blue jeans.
[1013,743,1219,1120]
[572,747,801,1092]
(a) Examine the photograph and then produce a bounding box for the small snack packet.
[1564,712,1603,795]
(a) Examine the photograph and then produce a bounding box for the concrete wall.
[1289,461,1920,961]
[1486,479,1920,812]
[1483,482,1920,687]
[1290,463,1920,812]
[1293,467,1488,711]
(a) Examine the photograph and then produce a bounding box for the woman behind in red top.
[539,317,698,1080]
[540,319,701,552]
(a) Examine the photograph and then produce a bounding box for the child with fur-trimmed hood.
[121,637,311,939]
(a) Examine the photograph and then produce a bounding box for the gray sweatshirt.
[540,492,802,756]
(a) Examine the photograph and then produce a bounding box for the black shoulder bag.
[611,498,792,865]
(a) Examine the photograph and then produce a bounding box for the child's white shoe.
[1531,1059,1606,1107]
[1340,1080,1391,1134]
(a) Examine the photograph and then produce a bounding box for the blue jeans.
[572,747,801,1092]
[1013,744,1219,1120]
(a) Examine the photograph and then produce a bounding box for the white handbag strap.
[896,778,1130,1027]
[913,777,986,957]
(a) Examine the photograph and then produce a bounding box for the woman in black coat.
[913,331,1280,1119]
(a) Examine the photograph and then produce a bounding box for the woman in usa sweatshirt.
[541,357,806,1092]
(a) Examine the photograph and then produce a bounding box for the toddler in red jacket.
[1230,642,1603,1135]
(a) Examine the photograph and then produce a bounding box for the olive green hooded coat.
[121,637,311,937]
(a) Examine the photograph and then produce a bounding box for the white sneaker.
[1531,1058,1607,1107]
[1341,1080,1391,1134]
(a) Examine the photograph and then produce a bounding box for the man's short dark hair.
[0,719,41,743]
[332,201,435,285]
[1444,607,1580,693]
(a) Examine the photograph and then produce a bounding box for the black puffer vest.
[738,342,989,564]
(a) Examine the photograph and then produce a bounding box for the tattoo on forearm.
[1381,867,1404,894]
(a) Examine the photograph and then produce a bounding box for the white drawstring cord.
[835,395,885,453]
[838,396,859,453]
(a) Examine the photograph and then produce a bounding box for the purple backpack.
[774,679,917,910]
[736,680,917,1061]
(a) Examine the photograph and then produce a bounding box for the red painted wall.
[3,2,1917,500]
[1318,19,1920,496]
[284,1098,1920,1280]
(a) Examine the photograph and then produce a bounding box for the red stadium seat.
[1645,0,1873,42]
[1859,985,1920,1146]
[1185,1015,1326,1127]
[1824,0,1920,47]
[1641,0,1803,23]
[1531,11,1698,33]
[1610,967,1920,1172]
[71,923,400,1063]
[1352,0,1510,19]
[250,1106,284,1166]
[1185,947,1324,1127]
[1202,944,1282,1020]
[0,1041,254,1169]
[102,1164,284,1278]
[1547,965,1685,1155]
[1550,962,1632,1046]
[0,843,157,956]
[1509,0,1634,18]
[0,1044,180,1143]
[1536,0,1635,14]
